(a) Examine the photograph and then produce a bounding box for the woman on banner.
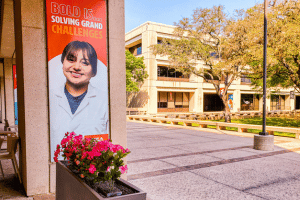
[50,41,108,160]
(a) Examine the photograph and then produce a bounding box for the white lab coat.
[50,83,108,161]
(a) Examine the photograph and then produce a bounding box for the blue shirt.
[64,87,87,114]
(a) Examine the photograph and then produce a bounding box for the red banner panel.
[46,0,109,161]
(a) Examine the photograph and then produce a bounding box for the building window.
[157,92,190,111]
[157,66,187,78]
[129,44,142,56]
[137,46,142,55]
[271,95,286,111]
[157,40,170,45]
[241,94,259,111]
[241,75,251,84]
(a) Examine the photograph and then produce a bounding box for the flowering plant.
[54,132,130,190]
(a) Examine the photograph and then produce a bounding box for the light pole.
[253,0,274,151]
[260,0,268,136]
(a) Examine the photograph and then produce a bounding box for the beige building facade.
[125,21,300,114]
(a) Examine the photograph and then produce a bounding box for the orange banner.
[47,0,109,162]
[85,134,109,141]
[46,0,107,65]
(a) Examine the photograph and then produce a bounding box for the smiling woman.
[61,41,97,96]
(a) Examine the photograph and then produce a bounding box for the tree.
[125,50,148,92]
[151,5,250,122]
[243,0,300,93]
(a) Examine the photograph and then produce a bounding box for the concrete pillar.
[193,88,202,113]
[266,95,271,111]
[3,58,15,126]
[13,0,126,195]
[198,88,204,113]
[0,62,5,122]
[14,0,49,196]
[290,98,295,110]
[285,95,291,110]
[142,25,157,114]
[108,0,127,152]
[259,95,263,111]
[189,92,195,112]
[233,89,240,112]
[148,87,157,114]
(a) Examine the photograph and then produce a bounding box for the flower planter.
[56,161,146,200]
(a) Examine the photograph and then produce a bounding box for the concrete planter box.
[56,161,146,200]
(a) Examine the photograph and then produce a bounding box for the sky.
[125,0,264,33]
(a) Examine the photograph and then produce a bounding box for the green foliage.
[125,50,148,92]
[233,117,300,128]
[239,0,300,92]
[214,117,299,138]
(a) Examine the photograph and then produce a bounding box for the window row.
[157,66,188,78]
[158,92,190,108]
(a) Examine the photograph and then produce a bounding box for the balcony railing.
[157,77,189,82]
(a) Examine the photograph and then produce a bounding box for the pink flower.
[76,160,80,165]
[64,152,72,159]
[120,165,128,174]
[80,174,84,178]
[89,164,96,174]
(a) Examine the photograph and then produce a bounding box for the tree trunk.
[224,104,231,123]
[222,95,231,123]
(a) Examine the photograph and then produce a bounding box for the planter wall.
[56,161,146,200]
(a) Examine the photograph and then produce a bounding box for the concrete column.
[14,0,49,196]
[108,0,127,151]
[289,94,295,110]
[189,92,195,112]
[192,88,200,113]
[233,89,240,112]
[142,25,157,114]
[3,58,15,126]
[266,95,271,111]
[259,95,263,111]
[0,62,5,122]
[285,95,291,110]
[198,88,204,113]
[148,87,157,114]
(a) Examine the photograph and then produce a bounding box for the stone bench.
[127,115,300,139]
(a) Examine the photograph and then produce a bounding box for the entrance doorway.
[204,94,224,112]
[296,96,300,110]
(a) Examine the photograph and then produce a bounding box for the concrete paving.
[126,121,300,200]
[1,121,300,199]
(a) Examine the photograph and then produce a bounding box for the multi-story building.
[125,21,300,114]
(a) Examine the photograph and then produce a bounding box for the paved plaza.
[126,121,300,200]
[1,121,300,199]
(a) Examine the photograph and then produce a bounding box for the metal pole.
[260,0,268,135]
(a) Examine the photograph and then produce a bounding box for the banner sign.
[13,65,18,125]
[228,94,233,110]
[46,0,109,161]
[220,88,225,97]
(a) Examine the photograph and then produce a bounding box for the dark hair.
[61,41,97,76]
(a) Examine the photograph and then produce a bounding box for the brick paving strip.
[128,146,253,164]
[128,147,300,181]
